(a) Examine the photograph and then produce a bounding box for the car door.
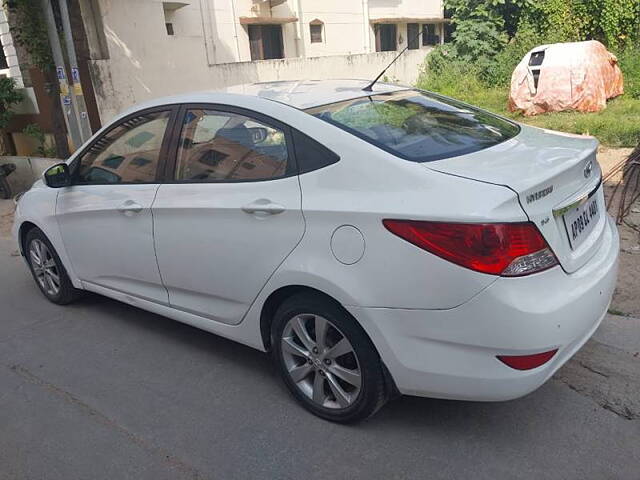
[56,107,178,303]
[152,105,304,325]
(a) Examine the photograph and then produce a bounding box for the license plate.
[562,196,600,249]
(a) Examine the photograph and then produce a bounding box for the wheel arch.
[259,284,400,398]
[18,221,40,256]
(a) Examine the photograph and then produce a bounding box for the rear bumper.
[348,215,619,401]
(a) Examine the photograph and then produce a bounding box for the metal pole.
[40,0,82,150]
[58,0,93,143]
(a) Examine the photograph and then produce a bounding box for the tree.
[0,77,23,155]
[5,0,70,158]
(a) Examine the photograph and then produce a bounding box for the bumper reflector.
[497,349,558,370]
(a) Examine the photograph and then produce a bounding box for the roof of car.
[222,79,410,109]
[110,80,410,125]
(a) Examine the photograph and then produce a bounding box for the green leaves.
[4,0,54,71]
[0,77,23,130]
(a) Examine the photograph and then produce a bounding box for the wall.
[96,0,443,64]
[90,48,431,122]
[88,0,440,121]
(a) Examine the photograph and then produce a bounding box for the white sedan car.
[12,80,618,422]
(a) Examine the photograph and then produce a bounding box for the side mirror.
[44,163,71,188]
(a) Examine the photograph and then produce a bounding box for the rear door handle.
[117,200,144,216]
[241,199,286,215]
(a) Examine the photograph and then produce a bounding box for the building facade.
[110,0,446,65]
[82,0,446,121]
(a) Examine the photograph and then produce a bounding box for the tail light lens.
[382,220,558,276]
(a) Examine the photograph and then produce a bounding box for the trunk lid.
[426,124,605,273]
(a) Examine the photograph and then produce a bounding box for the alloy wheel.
[280,314,362,409]
[29,239,61,297]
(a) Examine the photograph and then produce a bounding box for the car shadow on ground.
[61,290,580,432]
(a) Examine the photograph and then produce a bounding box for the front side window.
[76,110,171,184]
[175,109,290,182]
[305,90,520,163]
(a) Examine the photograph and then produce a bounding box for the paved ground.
[0,206,639,479]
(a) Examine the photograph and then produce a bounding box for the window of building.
[422,24,439,46]
[248,24,284,60]
[76,111,171,184]
[165,23,174,35]
[175,109,290,182]
[309,20,323,43]
[374,24,397,52]
[407,23,419,50]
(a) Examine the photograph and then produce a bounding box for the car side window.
[75,110,171,185]
[175,108,291,182]
[291,129,340,174]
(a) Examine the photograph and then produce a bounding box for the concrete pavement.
[1,233,639,479]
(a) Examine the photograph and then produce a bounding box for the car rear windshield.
[304,90,520,162]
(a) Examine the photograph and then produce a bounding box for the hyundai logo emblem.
[584,161,593,178]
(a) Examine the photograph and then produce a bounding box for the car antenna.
[362,28,424,92]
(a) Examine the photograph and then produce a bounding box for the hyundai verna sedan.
[12,80,619,422]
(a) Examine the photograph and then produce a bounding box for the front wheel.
[272,292,389,423]
[25,228,81,305]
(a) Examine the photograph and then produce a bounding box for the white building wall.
[91,49,431,122]
[87,0,443,121]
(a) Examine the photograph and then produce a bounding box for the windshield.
[304,90,520,162]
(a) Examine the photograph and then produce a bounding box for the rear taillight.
[382,220,558,276]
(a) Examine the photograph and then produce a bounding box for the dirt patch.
[599,147,640,318]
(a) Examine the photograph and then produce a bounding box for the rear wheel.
[25,228,81,305]
[272,292,388,423]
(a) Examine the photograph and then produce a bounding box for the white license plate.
[563,196,600,249]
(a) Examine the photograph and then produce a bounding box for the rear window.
[304,90,520,162]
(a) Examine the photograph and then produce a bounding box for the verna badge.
[584,161,593,178]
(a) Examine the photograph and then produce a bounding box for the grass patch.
[417,48,640,147]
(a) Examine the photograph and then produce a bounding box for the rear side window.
[291,130,339,174]
[305,90,520,163]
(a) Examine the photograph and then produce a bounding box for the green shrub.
[617,44,640,99]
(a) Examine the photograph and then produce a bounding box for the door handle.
[241,199,286,215]
[117,200,144,216]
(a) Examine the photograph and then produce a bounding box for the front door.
[152,106,304,325]
[56,108,176,303]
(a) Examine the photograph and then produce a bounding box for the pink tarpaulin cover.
[509,40,624,116]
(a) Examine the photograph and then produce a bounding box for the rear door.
[57,107,177,302]
[152,105,304,325]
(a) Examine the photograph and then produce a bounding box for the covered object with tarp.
[509,40,624,116]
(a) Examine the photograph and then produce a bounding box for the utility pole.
[58,0,93,143]
[40,0,85,150]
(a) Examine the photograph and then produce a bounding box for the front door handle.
[117,200,143,216]
[241,199,286,215]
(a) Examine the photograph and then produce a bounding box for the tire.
[25,228,82,305]
[0,176,10,199]
[272,292,388,423]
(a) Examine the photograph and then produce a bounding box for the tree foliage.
[4,0,54,71]
[429,0,640,89]
[0,77,23,130]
